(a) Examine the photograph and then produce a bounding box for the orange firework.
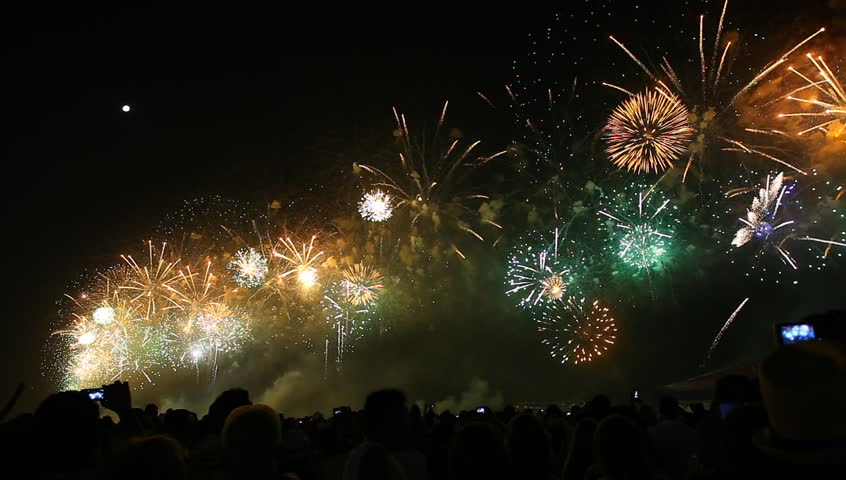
[780,53,846,138]
[604,89,693,174]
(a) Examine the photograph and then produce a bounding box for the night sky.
[6,1,843,415]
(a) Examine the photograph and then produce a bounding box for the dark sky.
[6,1,841,413]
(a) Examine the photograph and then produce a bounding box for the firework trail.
[702,297,750,367]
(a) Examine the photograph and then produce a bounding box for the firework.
[60,309,176,387]
[731,173,789,248]
[170,260,225,328]
[357,102,503,257]
[730,172,845,275]
[598,187,678,272]
[275,235,324,290]
[607,0,824,178]
[92,306,115,325]
[341,263,385,306]
[506,228,575,307]
[120,241,183,322]
[228,248,268,288]
[181,312,251,368]
[536,296,617,365]
[358,189,394,222]
[604,89,693,174]
[321,279,380,372]
[780,53,846,137]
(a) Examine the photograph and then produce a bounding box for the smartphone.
[475,407,488,414]
[779,323,816,344]
[84,388,104,401]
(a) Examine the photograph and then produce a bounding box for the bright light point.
[297,267,317,288]
[78,331,97,346]
[190,347,203,362]
[92,306,115,325]
[228,248,268,288]
[358,189,394,222]
[121,105,131,113]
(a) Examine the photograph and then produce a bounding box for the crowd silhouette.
[2,318,844,479]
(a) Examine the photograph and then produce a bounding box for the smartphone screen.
[780,324,816,344]
[87,389,104,401]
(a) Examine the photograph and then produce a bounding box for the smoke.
[433,377,504,413]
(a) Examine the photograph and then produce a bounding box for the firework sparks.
[341,263,385,306]
[506,229,574,307]
[731,172,845,274]
[182,312,251,364]
[608,1,822,178]
[537,296,617,365]
[228,248,268,288]
[171,260,226,332]
[120,241,182,322]
[358,102,501,251]
[275,235,324,290]
[58,303,176,387]
[732,172,788,248]
[92,306,115,325]
[358,189,394,222]
[321,277,381,372]
[599,188,677,272]
[604,89,693,174]
[781,53,846,137]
